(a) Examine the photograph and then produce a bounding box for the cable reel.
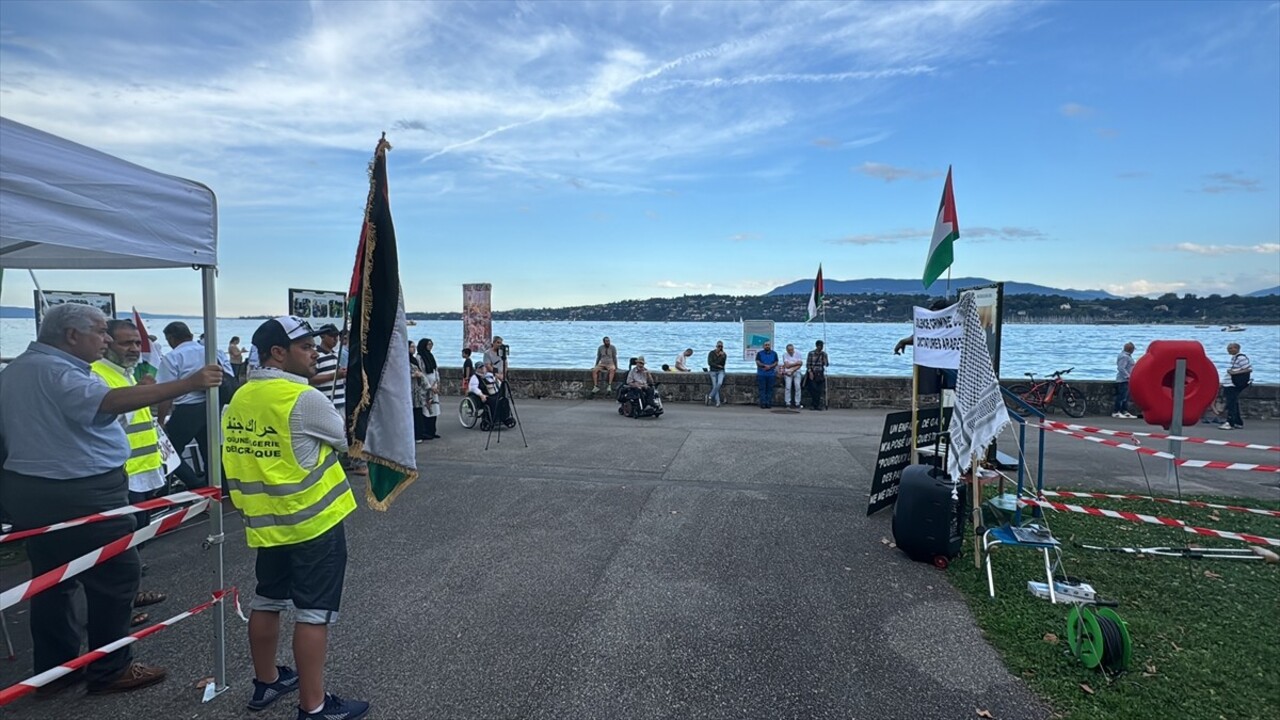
[1066,605,1132,672]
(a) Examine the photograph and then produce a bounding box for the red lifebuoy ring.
[1128,341,1220,429]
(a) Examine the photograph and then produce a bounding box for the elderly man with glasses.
[625,356,658,410]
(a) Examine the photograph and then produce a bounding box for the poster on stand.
[959,282,1003,376]
[463,283,493,352]
[288,288,346,322]
[741,320,775,362]
[34,290,116,329]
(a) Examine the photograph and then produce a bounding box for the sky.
[0,0,1277,316]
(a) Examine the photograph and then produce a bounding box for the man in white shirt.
[780,343,804,410]
[157,322,215,488]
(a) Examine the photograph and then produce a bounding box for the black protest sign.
[867,408,953,516]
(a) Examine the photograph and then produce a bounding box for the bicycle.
[1004,368,1087,418]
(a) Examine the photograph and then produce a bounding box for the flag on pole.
[131,307,163,380]
[806,264,824,323]
[923,166,958,289]
[345,134,418,511]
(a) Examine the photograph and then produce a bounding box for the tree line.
[405,292,1278,325]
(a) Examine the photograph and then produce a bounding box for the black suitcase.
[891,464,966,567]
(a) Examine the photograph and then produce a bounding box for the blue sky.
[1,0,1277,316]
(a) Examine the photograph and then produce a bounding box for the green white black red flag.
[923,166,958,289]
[345,135,418,510]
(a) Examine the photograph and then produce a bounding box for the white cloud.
[1104,279,1189,296]
[854,162,942,182]
[0,0,1036,202]
[729,232,761,242]
[831,226,1046,244]
[1060,102,1094,117]
[1171,242,1280,255]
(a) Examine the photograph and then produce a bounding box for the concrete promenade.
[3,400,1277,720]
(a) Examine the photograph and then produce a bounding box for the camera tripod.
[485,347,528,450]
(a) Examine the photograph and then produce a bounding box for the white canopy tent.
[0,116,230,697]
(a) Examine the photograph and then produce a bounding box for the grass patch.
[947,490,1280,720]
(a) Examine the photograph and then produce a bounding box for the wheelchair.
[458,393,516,431]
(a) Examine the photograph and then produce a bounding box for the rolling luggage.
[891,464,966,567]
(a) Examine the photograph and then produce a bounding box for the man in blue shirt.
[755,340,779,409]
[0,304,221,696]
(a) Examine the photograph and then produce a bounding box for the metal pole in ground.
[1166,358,1187,499]
[200,266,228,699]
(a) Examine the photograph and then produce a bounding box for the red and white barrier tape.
[1019,497,1280,547]
[0,588,239,706]
[1032,423,1280,473]
[1040,490,1280,519]
[1,500,210,612]
[0,488,220,544]
[1040,420,1280,452]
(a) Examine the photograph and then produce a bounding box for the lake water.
[3,318,1276,383]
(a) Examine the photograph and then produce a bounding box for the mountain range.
[767,277,1119,300]
[1248,286,1280,297]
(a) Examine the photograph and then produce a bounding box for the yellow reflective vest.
[223,378,355,548]
[90,361,163,478]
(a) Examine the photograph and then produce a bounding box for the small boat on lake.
[1221,324,1246,332]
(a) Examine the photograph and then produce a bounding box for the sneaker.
[297,693,370,720]
[1111,412,1124,418]
[1219,423,1235,430]
[1122,412,1137,419]
[248,665,299,711]
[86,662,167,695]
[592,385,600,393]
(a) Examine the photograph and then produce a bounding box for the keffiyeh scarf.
[946,293,1010,482]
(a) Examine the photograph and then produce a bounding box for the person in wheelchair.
[467,362,514,429]
[623,356,658,410]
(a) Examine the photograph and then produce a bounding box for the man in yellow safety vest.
[91,319,172,622]
[222,316,367,720]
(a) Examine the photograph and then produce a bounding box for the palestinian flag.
[923,166,958,289]
[806,264,823,323]
[131,307,163,381]
[345,134,418,511]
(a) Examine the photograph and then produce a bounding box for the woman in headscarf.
[410,340,429,442]
[417,338,442,440]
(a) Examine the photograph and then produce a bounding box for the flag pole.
[821,299,828,410]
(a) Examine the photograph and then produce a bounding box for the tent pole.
[201,266,229,698]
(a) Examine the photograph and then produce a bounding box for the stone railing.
[436,368,1279,419]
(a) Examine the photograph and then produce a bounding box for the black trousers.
[0,468,139,684]
[807,377,826,410]
[1224,384,1246,427]
[164,403,210,488]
